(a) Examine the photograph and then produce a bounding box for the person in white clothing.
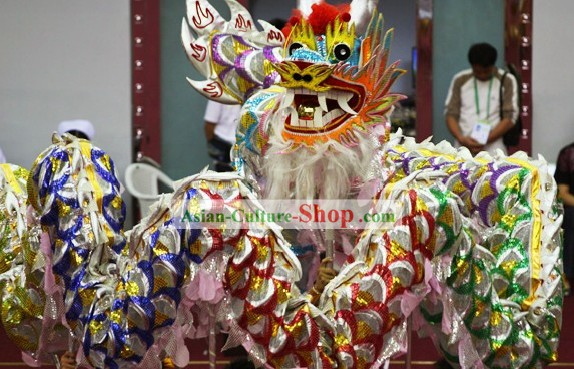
[204,100,241,172]
[58,119,95,141]
[444,42,518,155]
[0,146,5,163]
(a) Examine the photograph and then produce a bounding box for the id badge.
[470,120,491,145]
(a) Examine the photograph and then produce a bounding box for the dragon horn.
[186,78,240,104]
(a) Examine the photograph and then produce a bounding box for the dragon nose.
[293,73,314,83]
[274,61,333,91]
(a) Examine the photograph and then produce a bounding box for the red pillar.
[415,0,433,143]
[131,0,161,163]
[504,0,533,155]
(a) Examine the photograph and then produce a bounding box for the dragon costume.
[0,0,564,368]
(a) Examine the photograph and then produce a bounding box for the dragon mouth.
[280,86,362,133]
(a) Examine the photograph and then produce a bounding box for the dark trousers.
[207,136,233,172]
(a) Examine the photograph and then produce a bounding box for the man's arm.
[204,121,216,142]
[307,257,337,305]
[558,184,574,207]
[204,100,222,142]
[446,114,463,143]
[487,117,514,144]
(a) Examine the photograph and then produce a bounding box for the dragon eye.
[289,42,304,56]
[334,43,352,61]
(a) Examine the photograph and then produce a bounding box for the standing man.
[445,42,518,155]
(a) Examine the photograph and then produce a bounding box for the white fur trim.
[350,0,378,33]
[297,0,323,18]
[263,129,377,200]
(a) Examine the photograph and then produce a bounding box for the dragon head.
[181,0,404,199]
[234,1,405,199]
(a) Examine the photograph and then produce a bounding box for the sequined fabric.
[0,0,564,368]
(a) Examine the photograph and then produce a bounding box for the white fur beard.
[263,129,378,200]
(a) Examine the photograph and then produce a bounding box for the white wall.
[0,0,132,221]
[532,0,574,163]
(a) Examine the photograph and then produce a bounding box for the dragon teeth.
[282,89,357,129]
[318,92,329,112]
[313,107,324,128]
[280,90,295,110]
[337,92,358,115]
[322,108,344,126]
[289,108,300,127]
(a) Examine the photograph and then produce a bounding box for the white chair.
[124,162,174,218]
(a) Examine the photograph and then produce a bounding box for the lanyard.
[474,77,493,121]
